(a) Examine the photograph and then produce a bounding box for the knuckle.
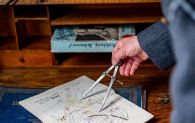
[134,61,140,66]
[117,42,121,46]
[134,64,139,69]
[128,59,134,64]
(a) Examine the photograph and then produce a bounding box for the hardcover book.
[19,76,153,123]
[51,24,135,52]
[112,85,142,108]
[0,86,48,123]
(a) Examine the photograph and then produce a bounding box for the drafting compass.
[80,60,124,112]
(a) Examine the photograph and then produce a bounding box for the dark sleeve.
[137,21,175,71]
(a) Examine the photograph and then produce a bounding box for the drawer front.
[0,51,53,67]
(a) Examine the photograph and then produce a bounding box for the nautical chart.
[19,76,153,123]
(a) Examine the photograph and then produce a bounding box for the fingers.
[124,58,134,76]
[119,61,127,76]
[132,56,144,63]
[112,38,127,65]
[130,60,140,75]
[112,47,126,65]
[112,40,122,61]
[119,57,140,76]
[119,57,128,75]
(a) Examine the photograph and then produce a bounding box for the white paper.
[19,76,153,123]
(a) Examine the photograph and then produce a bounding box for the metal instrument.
[80,60,124,112]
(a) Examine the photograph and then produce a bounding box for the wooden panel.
[41,0,160,4]
[0,0,160,5]
[51,8,162,25]
[15,20,51,50]
[51,3,161,9]
[0,67,172,123]
[20,36,51,50]
[25,20,51,36]
[0,51,53,67]
[0,37,17,50]
[15,9,48,21]
[15,20,27,49]
[0,0,39,5]
[56,53,155,68]
[46,6,53,37]
[57,53,112,67]
[47,6,56,65]
[0,6,15,36]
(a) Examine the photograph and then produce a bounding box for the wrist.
[135,36,149,61]
[138,50,149,61]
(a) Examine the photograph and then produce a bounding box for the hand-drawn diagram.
[22,77,140,123]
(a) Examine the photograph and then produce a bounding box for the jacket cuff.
[137,21,175,71]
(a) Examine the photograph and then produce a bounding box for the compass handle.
[116,59,124,66]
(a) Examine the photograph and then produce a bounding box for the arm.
[112,21,175,76]
[137,21,175,71]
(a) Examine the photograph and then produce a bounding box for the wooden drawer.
[0,51,53,67]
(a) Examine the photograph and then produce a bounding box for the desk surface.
[0,0,161,5]
[0,67,172,123]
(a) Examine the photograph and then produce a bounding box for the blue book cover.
[51,24,135,52]
[112,85,142,107]
[0,86,48,123]
[0,85,141,123]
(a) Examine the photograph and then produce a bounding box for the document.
[19,76,153,123]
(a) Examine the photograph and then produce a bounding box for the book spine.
[142,89,147,110]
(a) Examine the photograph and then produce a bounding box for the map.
[19,76,153,123]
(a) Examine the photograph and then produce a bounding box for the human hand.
[112,36,149,76]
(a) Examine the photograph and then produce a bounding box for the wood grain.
[51,3,161,9]
[0,51,53,67]
[0,0,39,5]
[0,37,17,50]
[0,0,160,5]
[20,36,51,50]
[40,0,161,4]
[14,9,48,21]
[46,6,56,66]
[46,6,53,37]
[25,20,51,36]
[51,8,162,25]
[15,20,27,50]
[15,20,51,50]
[56,53,156,68]
[0,67,172,123]
[0,6,15,36]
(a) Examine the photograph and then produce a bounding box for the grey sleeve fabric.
[137,21,175,71]
[161,0,195,123]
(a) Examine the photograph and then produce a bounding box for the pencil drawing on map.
[19,76,153,123]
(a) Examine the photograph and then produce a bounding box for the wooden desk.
[0,1,172,122]
[0,66,172,123]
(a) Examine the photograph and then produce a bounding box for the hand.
[112,36,149,76]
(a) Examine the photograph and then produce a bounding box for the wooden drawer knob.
[19,58,24,62]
